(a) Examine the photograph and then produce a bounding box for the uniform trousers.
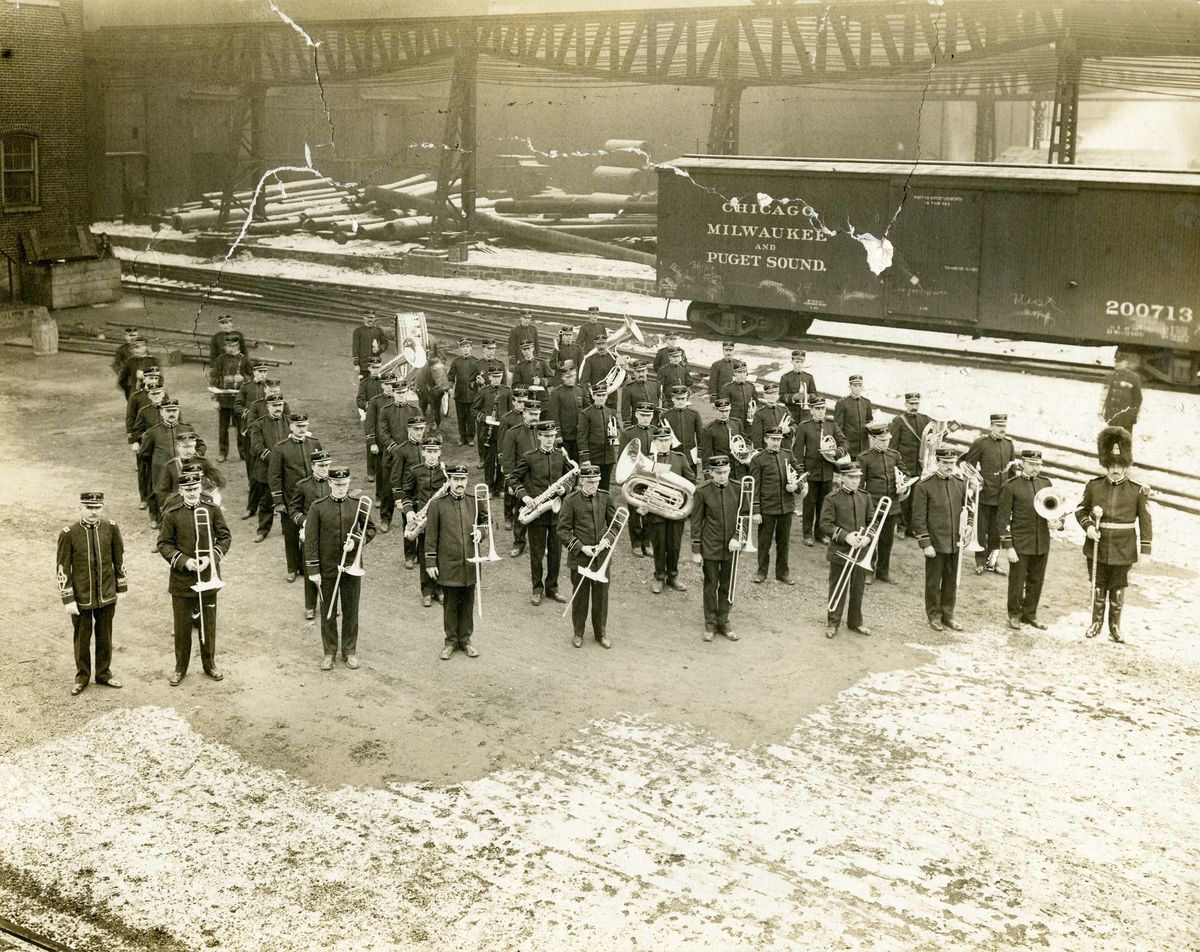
[975,503,1001,566]
[1085,558,1129,590]
[378,460,396,524]
[318,574,360,658]
[171,593,218,674]
[241,440,254,484]
[923,552,959,622]
[216,407,238,457]
[441,584,476,648]
[900,492,916,536]
[827,561,865,629]
[872,512,899,580]
[136,453,153,504]
[569,568,609,639]
[249,480,274,533]
[416,531,438,597]
[626,509,648,552]
[71,603,116,684]
[366,445,376,480]
[802,480,831,540]
[701,559,733,633]
[1007,551,1048,619]
[647,518,685,581]
[597,463,613,493]
[507,490,528,546]
[421,395,443,430]
[527,520,561,594]
[374,454,388,504]
[455,401,475,444]
[281,515,303,574]
[756,512,793,579]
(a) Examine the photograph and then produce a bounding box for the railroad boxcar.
[656,157,1200,385]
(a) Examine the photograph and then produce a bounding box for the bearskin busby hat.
[1097,426,1133,467]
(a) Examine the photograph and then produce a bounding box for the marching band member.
[125,365,163,445]
[507,308,541,365]
[128,376,165,511]
[997,449,1052,630]
[834,374,874,458]
[388,415,427,564]
[643,425,695,594]
[958,413,1015,575]
[153,428,226,511]
[856,419,903,584]
[365,373,397,499]
[620,401,658,557]
[1075,427,1152,644]
[559,463,617,648]
[495,387,529,525]
[653,329,686,374]
[57,492,127,696]
[551,325,584,384]
[707,341,737,401]
[513,420,571,605]
[235,362,271,483]
[289,449,332,622]
[354,356,385,476]
[117,336,161,400]
[779,350,817,427]
[351,309,389,378]
[158,472,231,686]
[447,339,477,446]
[474,338,506,386]
[500,397,540,552]
[620,360,660,424]
[575,305,605,354]
[699,397,746,471]
[794,396,847,545]
[749,381,790,448]
[247,391,289,542]
[661,386,703,466]
[375,382,420,532]
[691,455,742,642]
[209,313,247,361]
[720,361,757,432]
[472,365,511,477]
[911,446,967,632]
[426,464,483,660]
[305,466,376,670]
[401,436,449,608]
[511,338,551,389]
[888,391,932,537]
[545,360,584,462]
[208,332,253,462]
[749,426,800,585]
[657,346,691,396]
[138,398,203,528]
[269,413,324,583]
[578,329,620,410]
[110,326,140,385]
[820,463,874,639]
[577,382,621,490]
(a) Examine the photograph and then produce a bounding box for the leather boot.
[1108,588,1125,643]
[1084,588,1106,638]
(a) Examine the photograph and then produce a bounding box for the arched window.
[1,134,39,210]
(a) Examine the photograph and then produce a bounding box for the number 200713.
[1106,301,1194,322]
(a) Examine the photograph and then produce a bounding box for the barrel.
[31,310,58,356]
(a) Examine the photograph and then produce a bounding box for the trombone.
[561,506,630,618]
[467,484,502,617]
[190,506,225,649]
[827,496,892,612]
[728,476,757,605]
[327,495,372,620]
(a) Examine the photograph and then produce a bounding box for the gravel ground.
[1,290,1197,950]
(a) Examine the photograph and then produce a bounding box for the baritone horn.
[579,314,646,393]
[615,442,695,520]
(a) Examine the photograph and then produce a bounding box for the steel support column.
[431,39,478,245]
[974,95,996,162]
[218,85,268,228]
[706,15,742,155]
[1048,40,1081,164]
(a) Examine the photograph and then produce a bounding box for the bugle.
[729,476,756,605]
[827,496,892,612]
[327,495,372,620]
[467,483,502,617]
[562,506,630,618]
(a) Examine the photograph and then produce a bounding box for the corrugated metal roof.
[663,156,1200,189]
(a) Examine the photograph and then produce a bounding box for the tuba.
[379,312,429,384]
[578,314,645,393]
[615,441,694,520]
[920,408,961,477]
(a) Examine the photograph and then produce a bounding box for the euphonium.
[578,314,645,391]
[615,442,695,519]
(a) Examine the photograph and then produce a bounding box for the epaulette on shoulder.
[108,519,119,527]
[62,525,72,533]
[1129,479,1151,495]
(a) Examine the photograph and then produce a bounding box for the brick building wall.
[0,0,90,301]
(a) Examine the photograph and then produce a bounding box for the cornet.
[562,506,631,618]
[467,484,502,617]
[327,495,372,620]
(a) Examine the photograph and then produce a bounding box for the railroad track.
[0,916,76,952]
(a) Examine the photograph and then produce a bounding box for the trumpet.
[828,496,892,612]
[562,506,631,618]
[519,457,580,524]
[467,484,502,617]
[404,472,449,540]
[327,495,372,620]
[615,442,695,520]
[729,476,756,605]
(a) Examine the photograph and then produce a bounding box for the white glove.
[1086,526,1101,542]
[65,601,80,616]
[428,566,439,580]
[1006,548,1020,564]
[922,545,936,558]
[308,574,321,584]
[343,538,356,552]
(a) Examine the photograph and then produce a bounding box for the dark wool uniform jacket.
[139,421,206,482]
[621,423,655,457]
[857,447,903,502]
[721,380,758,427]
[129,402,164,444]
[910,473,966,554]
[376,401,418,452]
[750,404,791,448]
[576,321,604,354]
[209,354,254,407]
[303,493,377,578]
[289,475,330,526]
[551,343,584,380]
[471,383,512,423]
[126,389,158,437]
[699,418,745,462]
[209,329,247,361]
[749,448,799,515]
[793,418,847,482]
[351,325,389,364]
[820,487,875,564]
[621,379,661,422]
[118,354,162,395]
[364,392,391,450]
[579,351,618,398]
[690,479,741,562]
[269,436,324,508]
[959,434,1016,506]
[246,396,289,431]
[235,380,267,429]
[448,355,478,401]
[997,473,1052,556]
[657,362,691,395]
[1075,476,1152,566]
[888,411,932,474]
[708,358,736,399]
[545,384,584,440]
[513,448,571,524]
[154,455,227,501]
[558,488,618,568]
[425,492,484,586]
[388,440,422,498]
[662,405,703,457]
[779,370,817,419]
[834,394,874,457]
[401,462,448,514]
[1103,368,1142,429]
[507,324,540,362]
[248,413,289,484]
[577,404,620,465]
[511,357,552,389]
[57,519,127,607]
[355,375,384,415]
[157,500,232,596]
[501,423,539,478]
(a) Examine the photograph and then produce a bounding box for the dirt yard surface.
[0,293,1197,950]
